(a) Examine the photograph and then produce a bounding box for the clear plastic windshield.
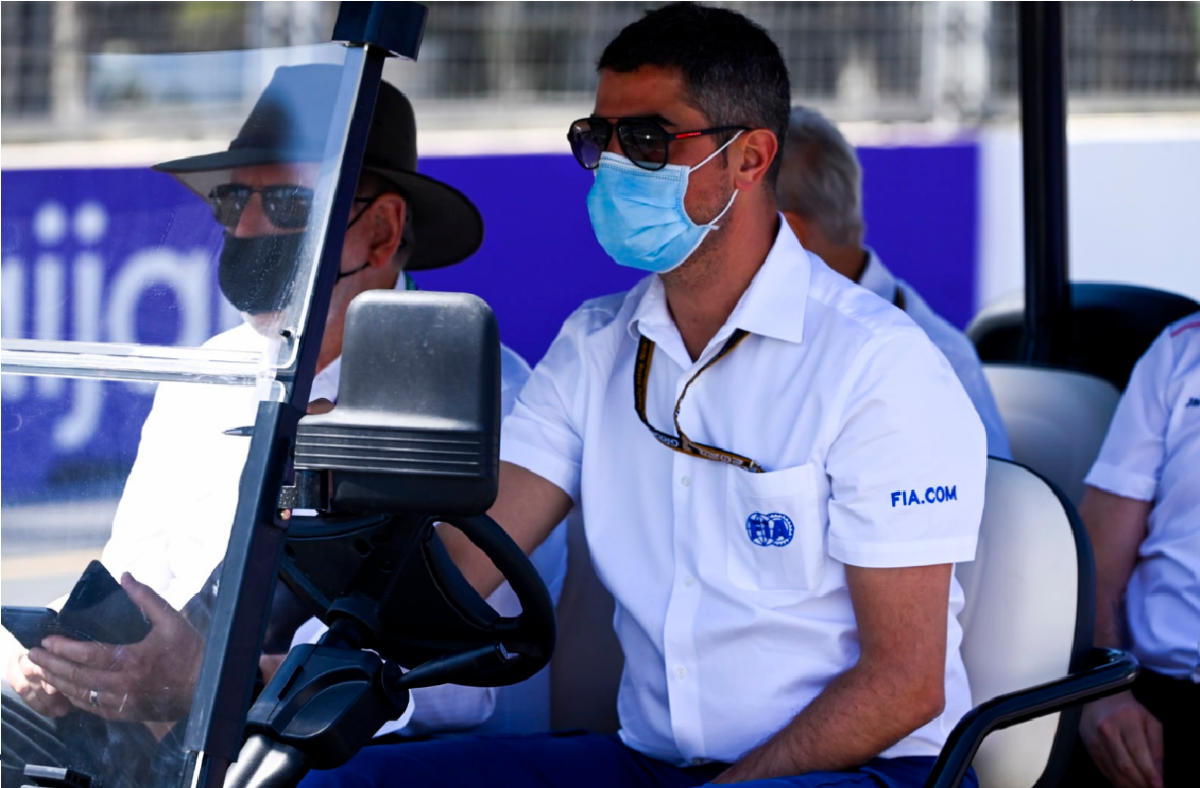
[2,40,356,788]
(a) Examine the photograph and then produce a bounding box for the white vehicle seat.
[982,365,1119,505]
[549,459,1111,788]
[954,457,1093,788]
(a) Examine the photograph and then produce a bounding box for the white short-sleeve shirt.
[501,220,986,765]
[858,249,1011,461]
[1084,313,1200,682]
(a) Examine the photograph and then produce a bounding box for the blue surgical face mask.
[586,130,743,273]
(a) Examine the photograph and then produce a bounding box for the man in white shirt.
[3,66,565,788]
[1074,314,1200,788]
[304,4,985,788]
[776,106,1011,461]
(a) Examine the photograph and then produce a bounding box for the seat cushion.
[550,508,623,733]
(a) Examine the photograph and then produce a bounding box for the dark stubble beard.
[662,179,738,295]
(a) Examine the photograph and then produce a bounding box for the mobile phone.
[0,607,91,650]
[1,561,151,649]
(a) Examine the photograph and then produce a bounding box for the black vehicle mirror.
[281,292,555,680]
[292,290,501,516]
[228,291,555,788]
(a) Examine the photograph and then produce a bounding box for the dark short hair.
[598,2,791,185]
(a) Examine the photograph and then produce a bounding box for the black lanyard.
[633,329,765,473]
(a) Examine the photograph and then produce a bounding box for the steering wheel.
[279,510,555,687]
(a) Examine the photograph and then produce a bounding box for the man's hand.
[25,573,204,723]
[307,398,335,416]
[259,652,287,686]
[6,649,73,718]
[1080,691,1164,788]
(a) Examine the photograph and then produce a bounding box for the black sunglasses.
[567,117,749,171]
[207,184,375,231]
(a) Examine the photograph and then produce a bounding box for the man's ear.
[365,194,407,268]
[733,128,779,192]
[782,210,812,246]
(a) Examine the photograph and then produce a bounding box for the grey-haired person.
[777,105,1010,461]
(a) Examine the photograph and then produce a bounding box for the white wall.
[978,115,1200,312]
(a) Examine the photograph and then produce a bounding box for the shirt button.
[674,666,687,679]
[683,576,695,587]
[680,476,691,487]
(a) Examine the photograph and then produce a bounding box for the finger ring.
[88,689,100,708]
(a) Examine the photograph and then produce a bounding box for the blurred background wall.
[4,2,1198,341]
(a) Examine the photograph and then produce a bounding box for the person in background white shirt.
[3,67,566,788]
[1073,314,1200,788]
[777,106,1011,461]
[304,4,986,788]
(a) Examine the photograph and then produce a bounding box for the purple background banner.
[1,145,977,502]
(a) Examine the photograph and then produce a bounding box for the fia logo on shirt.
[746,512,795,547]
[891,486,958,507]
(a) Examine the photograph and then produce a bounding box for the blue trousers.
[300,731,975,788]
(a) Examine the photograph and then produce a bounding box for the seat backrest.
[956,458,1093,788]
[549,507,622,733]
[968,282,1199,391]
[982,365,1119,506]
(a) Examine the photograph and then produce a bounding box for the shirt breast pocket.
[725,462,826,592]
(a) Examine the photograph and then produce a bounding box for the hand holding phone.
[2,561,151,649]
[18,572,205,723]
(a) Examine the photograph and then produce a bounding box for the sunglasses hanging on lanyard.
[633,329,765,473]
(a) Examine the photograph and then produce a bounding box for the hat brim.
[153,150,484,272]
[368,167,484,271]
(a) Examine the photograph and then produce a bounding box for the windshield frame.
[174,40,399,788]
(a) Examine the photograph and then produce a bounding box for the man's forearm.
[1093,590,1128,651]
[714,661,944,783]
[1078,487,1150,649]
[441,462,572,597]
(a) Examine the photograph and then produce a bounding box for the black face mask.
[219,196,385,314]
[218,231,306,314]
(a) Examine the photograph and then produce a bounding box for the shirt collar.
[626,274,671,342]
[625,217,810,350]
[310,271,414,402]
[724,218,810,345]
[857,247,897,303]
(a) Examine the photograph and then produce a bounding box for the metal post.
[1018,2,1071,365]
[50,2,85,126]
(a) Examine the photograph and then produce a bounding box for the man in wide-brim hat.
[154,62,485,368]
[5,65,567,787]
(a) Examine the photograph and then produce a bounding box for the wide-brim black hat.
[154,64,482,271]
